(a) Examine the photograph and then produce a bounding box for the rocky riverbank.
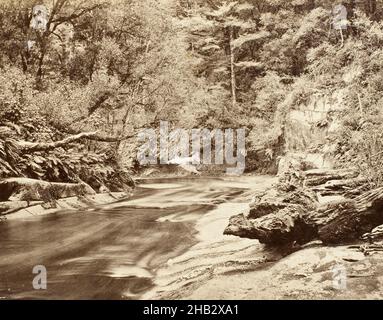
[180,244,383,300]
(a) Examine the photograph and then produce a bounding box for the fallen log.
[0,201,43,215]
[225,205,317,245]
[322,178,367,190]
[225,184,383,246]
[0,178,96,202]
[313,187,383,244]
[224,186,319,245]
[311,178,368,197]
[305,169,360,186]
[344,184,371,198]
[14,131,135,153]
[305,168,359,178]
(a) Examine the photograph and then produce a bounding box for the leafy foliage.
[2,0,383,183]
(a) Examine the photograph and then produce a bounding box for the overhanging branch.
[15,131,135,153]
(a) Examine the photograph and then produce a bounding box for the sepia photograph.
[0,0,383,307]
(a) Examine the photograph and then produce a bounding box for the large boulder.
[0,178,96,202]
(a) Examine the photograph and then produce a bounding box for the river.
[0,176,276,300]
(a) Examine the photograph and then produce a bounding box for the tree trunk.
[313,187,383,244]
[365,0,377,18]
[229,27,236,109]
[225,185,383,246]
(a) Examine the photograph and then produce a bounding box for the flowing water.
[0,176,275,300]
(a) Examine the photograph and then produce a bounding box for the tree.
[181,0,269,110]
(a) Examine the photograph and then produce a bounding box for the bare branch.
[51,3,106,31]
